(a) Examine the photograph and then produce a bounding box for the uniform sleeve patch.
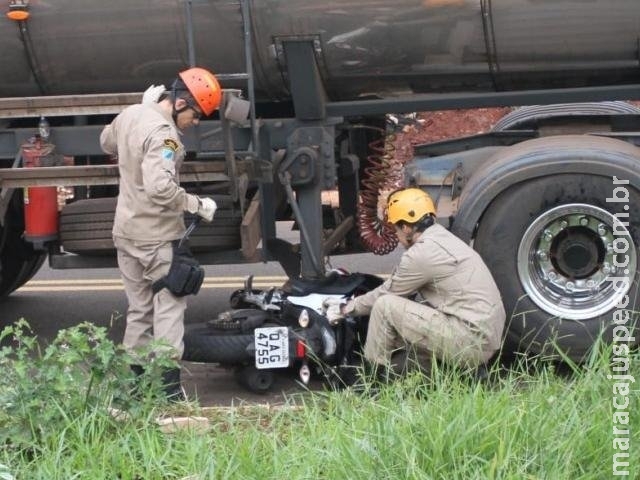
[162,148,175,161]
[163,139,179,151]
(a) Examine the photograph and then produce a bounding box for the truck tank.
[1,0,639,100]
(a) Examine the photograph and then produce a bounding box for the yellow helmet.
[386,188,436,224]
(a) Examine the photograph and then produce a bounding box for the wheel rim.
[517,203,636,319]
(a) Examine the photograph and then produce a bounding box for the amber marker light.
[6,1,30,21]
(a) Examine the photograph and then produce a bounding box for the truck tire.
[183,323,254,364]
[474,173,639,362]
[0,191,46,297]
[59,196,242,255]
[492,102,640,132]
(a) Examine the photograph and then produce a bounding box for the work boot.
[161,367,186,402]
[130,364,145,377]
[129,364,146,399]
[347,361,389,396]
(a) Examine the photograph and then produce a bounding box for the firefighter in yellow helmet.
[326,187,506,376]
[100,67,222,401]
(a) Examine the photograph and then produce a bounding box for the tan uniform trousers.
[364,294,496,370]
[114,236,186,359]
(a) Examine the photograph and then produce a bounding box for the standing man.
[326,188,506,377]
[100,67,222,400]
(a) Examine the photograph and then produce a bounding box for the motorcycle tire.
[183,323,254,364]
[234,365,275,394]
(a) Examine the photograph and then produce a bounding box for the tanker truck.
[1,0,639,362]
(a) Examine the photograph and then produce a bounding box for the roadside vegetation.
[0,320,637,479]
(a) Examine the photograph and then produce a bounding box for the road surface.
[1,248,400,406]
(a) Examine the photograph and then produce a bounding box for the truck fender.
[451,135,640,243]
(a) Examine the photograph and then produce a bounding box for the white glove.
[197,197,217,222]
[323,297,347,325]
[142,84,166,104]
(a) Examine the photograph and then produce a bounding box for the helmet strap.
[170,81,190,124]
[414,214,435,233]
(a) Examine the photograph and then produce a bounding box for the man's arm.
[140,127,200,213]
[99,121,117,156]
[345,243,435,316]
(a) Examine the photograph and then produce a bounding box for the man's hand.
[142,84,165,104]
[323,297,346,325]
[197,197,217,222]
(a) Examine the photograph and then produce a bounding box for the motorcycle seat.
[286,272,366,296]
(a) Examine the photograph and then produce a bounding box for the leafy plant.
[0,319,177,452]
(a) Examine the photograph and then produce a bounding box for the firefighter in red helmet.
[100,67,222,401]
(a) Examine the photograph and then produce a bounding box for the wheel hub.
[552,227,601,279]
[517,204,636,319]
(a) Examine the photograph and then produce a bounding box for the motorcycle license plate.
[254,326,289,369]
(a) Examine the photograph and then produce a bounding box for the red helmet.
[178,67,222,116]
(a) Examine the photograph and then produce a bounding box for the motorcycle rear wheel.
[183,323,254,364]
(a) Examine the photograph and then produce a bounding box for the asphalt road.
[1,247,400,406]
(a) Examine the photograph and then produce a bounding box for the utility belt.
[152,220,204,297]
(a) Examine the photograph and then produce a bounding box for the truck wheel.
[474,173,639,362]
[492,102,640,132]
[59,197,242,254]
[234,365,274,394]
[0,191,46,297]
[182,323,254,363]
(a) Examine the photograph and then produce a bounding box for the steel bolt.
[598,224,607,236]
[579,216,589,226]
[537,250,548,261]
[566,281,574,292]
[548,271,557,280]
[559,220,568,229]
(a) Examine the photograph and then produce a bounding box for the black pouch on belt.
[152,241,204,297]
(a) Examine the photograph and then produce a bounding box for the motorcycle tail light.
[296,339,306,358]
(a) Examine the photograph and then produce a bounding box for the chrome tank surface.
[1,0,638,100]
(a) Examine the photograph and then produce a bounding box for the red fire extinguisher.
[21,128,59,246]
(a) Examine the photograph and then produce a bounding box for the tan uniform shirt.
[100,103,198,241]
[345,223,506,352]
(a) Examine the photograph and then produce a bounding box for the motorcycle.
[183,269,383,393]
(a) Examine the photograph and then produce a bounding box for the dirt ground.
[392,107,512,164]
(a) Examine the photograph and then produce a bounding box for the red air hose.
[356,129,404,255]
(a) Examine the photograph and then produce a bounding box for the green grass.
[1,322,639,479]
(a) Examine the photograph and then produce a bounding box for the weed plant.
[0,320,638,479]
